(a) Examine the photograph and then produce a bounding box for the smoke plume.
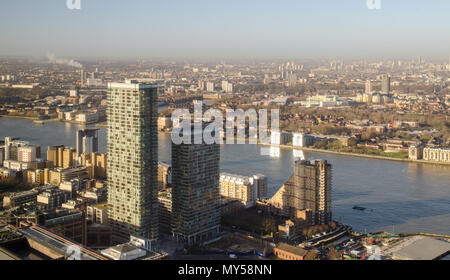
[46,53,82,68]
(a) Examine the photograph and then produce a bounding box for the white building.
[206,82,215,92]
[75,111,100,124]
[18,146,37,162]
[221,81,233,93]
[3,160,31,171]
[219,173,268,207]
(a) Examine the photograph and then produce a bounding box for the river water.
[1,117,449,235]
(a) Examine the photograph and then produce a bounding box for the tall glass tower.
[107,80,158,243]
[382,74,391,94]
[171,129,221,246]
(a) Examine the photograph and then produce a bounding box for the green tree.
[327,248,342,260]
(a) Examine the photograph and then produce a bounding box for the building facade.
[107,80,159,243]
[409,144,424,160]
[76,129,99,159]
[219,173,268,208]
[171,129,220,246]
[423,147,450,163]
[269,160,332,225]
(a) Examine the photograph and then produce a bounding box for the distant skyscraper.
[269,159,332,225]
[4,137,12,161]
[221,81,233,93]
[76,129,99,158]
[80,69,87,87]
[206,82,215,92]
[382,74,391,94]
[365,80,372,94]
[171,128,221,245]
[107,80,159,243]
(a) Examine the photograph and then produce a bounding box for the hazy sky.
[1,0,449,60]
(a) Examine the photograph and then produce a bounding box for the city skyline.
[1,0,450,60]
[0,1,449,262]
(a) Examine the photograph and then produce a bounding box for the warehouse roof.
[393,236,450,260]
[276,242,308,257]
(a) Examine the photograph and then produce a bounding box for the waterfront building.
[409,143,424,160]
[76,129,99,159]
[107,80,159,243]
[219,173,268,208]
[3,137,39,161]
[423,147,450,163]
[269,160,332,225]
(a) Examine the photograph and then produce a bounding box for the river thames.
[1,117,449,235]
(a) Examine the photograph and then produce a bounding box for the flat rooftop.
[392,236,450,260]
[108,80,157,90]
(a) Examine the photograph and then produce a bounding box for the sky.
[0,0,449,60]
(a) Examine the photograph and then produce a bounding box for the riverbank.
[0,115,45,121]
[260,142,450,166]
[0,115,63,124]
[160,129,450,166]
[0,115,108,126]
[3,115,449,166]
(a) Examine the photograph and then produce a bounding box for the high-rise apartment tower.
[107,80,159,243]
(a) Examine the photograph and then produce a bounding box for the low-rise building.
[219,173,268,208]
[423,147,450,163]
[409,143,424,160]
[274,242,308,260]
[87,203,108,225]
[36,188,70,211]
